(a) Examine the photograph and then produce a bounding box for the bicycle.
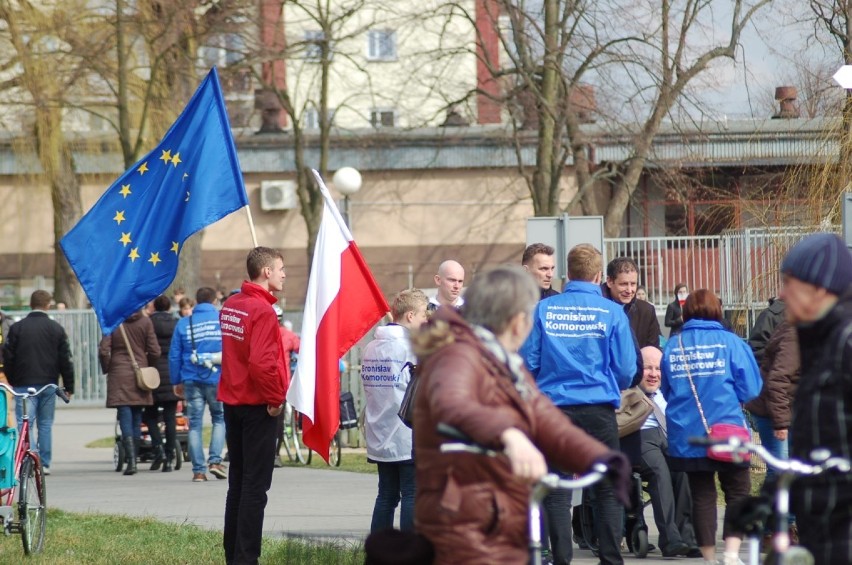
[277,403,312,465]
[0,382,70,554]
[689,434,851,565]
[438,423,608,565]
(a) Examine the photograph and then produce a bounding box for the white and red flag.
[287,170,390,461]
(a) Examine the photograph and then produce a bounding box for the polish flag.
[287,170,390,462]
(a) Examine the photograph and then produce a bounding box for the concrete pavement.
[47,406,738,563]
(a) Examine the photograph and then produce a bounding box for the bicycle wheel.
[291,411,311,465]
[18,455,46,555]
[329,432,341,467]
[280,416,294,462]
[114,440,125,472]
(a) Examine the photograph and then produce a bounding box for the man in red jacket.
[219,246,288,565]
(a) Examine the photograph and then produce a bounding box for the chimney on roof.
[773,86,800,119]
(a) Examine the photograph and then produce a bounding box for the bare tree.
[466,0,773,236]
[0,1,103,306]
[249,0,375,264]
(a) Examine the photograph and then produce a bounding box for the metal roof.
[0,117,840,176]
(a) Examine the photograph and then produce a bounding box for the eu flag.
[60,67,249,334]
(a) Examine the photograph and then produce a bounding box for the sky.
[702,0,844,120]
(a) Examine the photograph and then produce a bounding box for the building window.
[303,107,336,130]
[200,34,245,69]
[367,30,396,61]
[370,108,396,128]
[304,30,325,61]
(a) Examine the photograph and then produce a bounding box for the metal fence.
[607,227,837,335]
[3,309,105,406]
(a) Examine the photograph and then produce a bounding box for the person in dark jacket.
[99,310,160,476]
[664,283,688,336]
[602,257,662,349]
[743,320,800,544]
[3,290,74,475]
[414,265,630,565]
[522,242,559,300]
[746,298,786,366]
[143,295,181,472]
[779,233,852,564]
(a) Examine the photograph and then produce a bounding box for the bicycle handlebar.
[0,382,71,404]
[438,423,608,490]
[688,435,851,475]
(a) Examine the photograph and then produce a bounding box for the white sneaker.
[42,466,50,475]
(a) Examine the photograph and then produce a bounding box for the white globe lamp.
[332,167,362,228]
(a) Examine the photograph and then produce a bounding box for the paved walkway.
[48,406,740,563]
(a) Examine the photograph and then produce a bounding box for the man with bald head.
[428,260,465,310]
[620,346,699,557]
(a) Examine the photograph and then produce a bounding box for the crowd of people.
[362,233,852,565]
[0,234,850,565]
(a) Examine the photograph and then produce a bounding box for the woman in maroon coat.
[412,266,630,564]
[99,310,160,476]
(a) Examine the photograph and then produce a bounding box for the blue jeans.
[184,381,225,474]
[14,386,57,468]
[752,414,795,525]
[752,414,788,481]
[370,462,415,533]
[116,405,143,440]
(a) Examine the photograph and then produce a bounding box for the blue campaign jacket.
[660,319,761,459]
[521,281,637,408]
[169,302,223,385]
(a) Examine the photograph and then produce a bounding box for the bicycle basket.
[0,425,17,489]
[339,392,358,430]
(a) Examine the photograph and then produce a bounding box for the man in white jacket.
[361,289,429,532]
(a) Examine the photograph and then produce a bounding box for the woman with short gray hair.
[411,265,630,564]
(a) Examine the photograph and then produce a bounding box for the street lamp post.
[332,167,362,229]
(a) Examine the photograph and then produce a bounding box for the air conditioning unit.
[260,180,297,211]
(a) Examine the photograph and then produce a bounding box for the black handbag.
[396,362,417,429]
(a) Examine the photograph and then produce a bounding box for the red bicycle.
[0,382,70,554]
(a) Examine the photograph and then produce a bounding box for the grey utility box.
[526,215,605,289]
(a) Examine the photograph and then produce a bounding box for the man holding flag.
[218,246,289,565]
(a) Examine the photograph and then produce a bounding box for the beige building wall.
[0,166,578,306]
[283,1,479,129]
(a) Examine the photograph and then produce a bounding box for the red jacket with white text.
[217,281,288,406]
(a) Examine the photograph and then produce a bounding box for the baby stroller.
[113,401,190,472]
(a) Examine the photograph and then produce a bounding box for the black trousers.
[142,400,178,457]
[223,404,277,565]
[545,404,623,565]
[798,510,852,565]
[636,427,696,549]
[687,468,749,546]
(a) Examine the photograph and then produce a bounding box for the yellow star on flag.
[171,242,179,254]
[119,232,132,247]
[128,247,140,262]
[119,184,132,198]
[137,162,148,175]
[113,210,126,225]
[159,149,172,165]
[148,252,161,266]
[171,152,182,167]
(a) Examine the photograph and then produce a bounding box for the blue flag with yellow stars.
[60,67,249,334]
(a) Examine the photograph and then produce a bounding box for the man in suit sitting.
[621,346,700,558]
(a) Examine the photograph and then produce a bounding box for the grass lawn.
[0,509,364,564]
[87,429,378,475]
